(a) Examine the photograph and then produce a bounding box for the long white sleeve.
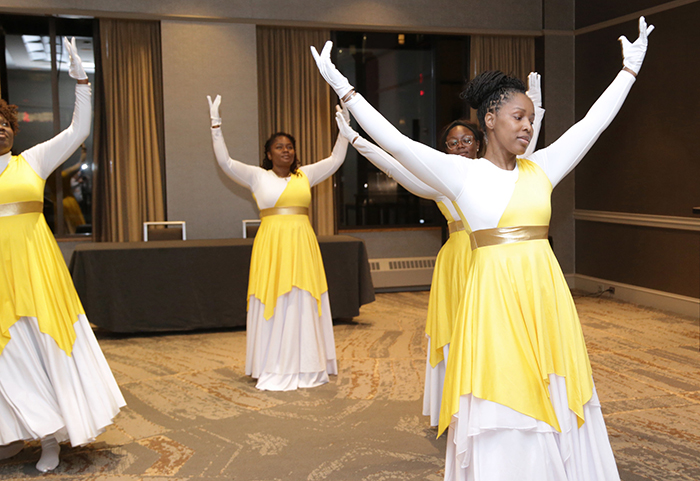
[344,94,465,201]
[352,137,440,201]
[527,71,636,187]
[211,126,262,191]
[22,84,92,180]
[300,133,348,187]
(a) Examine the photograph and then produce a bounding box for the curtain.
[469,36,535,123]
[93,19,166,242]
[256,26,335,235]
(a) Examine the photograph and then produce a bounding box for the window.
[1,14,95,237]
[332,32,469,230]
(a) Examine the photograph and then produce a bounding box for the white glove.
[310,41,354,99]
[619,16,655,75]
[526,72,541,109]
[335,110,358,144]
[207,95,222,127]
[63,37,87,80]
[337,102,350,125]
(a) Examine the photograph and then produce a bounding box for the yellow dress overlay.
[439,159,594,435]
[247,170,328,320]
[0,155,84,356]
[424,201,471,367]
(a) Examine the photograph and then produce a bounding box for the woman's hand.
[207,95,222,128]
[335,108,358,144]
[310,41,354,99]
[63,37,88,81]
[526,72,541,109]
[619,16,655,75]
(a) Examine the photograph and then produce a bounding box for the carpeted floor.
[0,291,699,480]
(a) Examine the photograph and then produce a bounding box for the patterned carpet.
[0,291,699,480]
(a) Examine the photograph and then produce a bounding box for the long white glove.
[524,72,545,157]
[207,95,222,128]
[63,37,87,80]
[310,41,355,99]
[619,16,654,75]
[335,110,358,144]
[526,72,541,110]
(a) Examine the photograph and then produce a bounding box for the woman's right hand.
[207,95,222,128]
[310,41,355,99]
[619,16,655,75]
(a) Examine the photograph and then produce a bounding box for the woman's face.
[266,135,295,171]
[445,125,479,158]
[0,114,15,156]
[486,92,535,156]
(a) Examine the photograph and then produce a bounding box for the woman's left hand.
[310,41,354,99]
[63,37,88,81]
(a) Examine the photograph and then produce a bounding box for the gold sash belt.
[259,206,309,218]
[448,220,465,236]
[0,200,43,218]
[470,225,549,250]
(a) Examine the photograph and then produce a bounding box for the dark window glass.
[2,15,95,237]
[332,32,469,230]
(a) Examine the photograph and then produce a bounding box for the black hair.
[261,132,299,173]
[461,71,526,132]
[438,119,484,157]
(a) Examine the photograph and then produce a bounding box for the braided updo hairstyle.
[461,71,526,133]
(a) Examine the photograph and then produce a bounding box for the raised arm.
[300,106,349,187]
[528,17,654,187]
[23,38,91,180]
[336,111,440,200]
[311,42,465,201]
[208,95,260,190]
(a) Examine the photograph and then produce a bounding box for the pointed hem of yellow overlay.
[1,155,83,357]
[246,171,328,320]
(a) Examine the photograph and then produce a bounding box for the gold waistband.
[259,206,309,218]
[0,200,43,218]
[448,220,465,236]
[470,225,549,250]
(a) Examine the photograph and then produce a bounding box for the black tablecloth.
[69,235,375,333]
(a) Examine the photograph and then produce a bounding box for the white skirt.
[246,287,337,391]
[0,315,125,447]
[423,338,449,427]
[445,375,619,481]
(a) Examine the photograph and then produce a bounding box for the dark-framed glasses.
[445,136,474,151]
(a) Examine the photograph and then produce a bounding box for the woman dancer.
[312,16,653,480]
[0,38,125,472]
[208,95,348,391]
[336,79,542,427]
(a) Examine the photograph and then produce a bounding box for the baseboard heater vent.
[368,256,436,289]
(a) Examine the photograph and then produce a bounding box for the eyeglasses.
[445,137,474,151]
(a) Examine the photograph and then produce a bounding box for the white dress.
[343,70,637,480]
[211,127,348,391]
[0,84,125,448]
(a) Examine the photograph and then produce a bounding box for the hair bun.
[461,71,509,109]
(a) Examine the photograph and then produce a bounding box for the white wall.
[161,21,259,239]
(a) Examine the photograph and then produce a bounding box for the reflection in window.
[332,32,470,230]
[3,15,95,237]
